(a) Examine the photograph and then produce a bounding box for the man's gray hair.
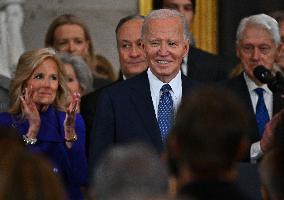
[142,9,190,41]
[236,13,280,46]
[90,143,169,200]
[58,53,93,94]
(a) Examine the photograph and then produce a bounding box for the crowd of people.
[0,0,284,200]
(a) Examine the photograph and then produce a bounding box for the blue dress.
[0,106,88,200]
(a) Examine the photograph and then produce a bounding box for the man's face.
[163,0,194,27]
[142,17,189,83]
[236,25,279,83]
[117,19,147,79]
[276,21,284,70]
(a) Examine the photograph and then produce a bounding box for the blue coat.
[0,106,87,200]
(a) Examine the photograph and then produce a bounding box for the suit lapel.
[232,75,260,142]
[129,72,163,150]
[238,75,255,113]
[180,74,200,105]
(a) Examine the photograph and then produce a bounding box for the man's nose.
[129,45,140,57]
[158,43,169,56]
[252,47,261,60]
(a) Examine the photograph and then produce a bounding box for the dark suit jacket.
[235,162,261,200]
[222,73,284,147]
[88,71,198,170]
[187,47,230,82]
[81,79,122,157]
[179,180,251,200]
[92,76,112,91]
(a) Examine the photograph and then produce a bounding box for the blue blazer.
[89,71,198,170]
[0,106,87,200]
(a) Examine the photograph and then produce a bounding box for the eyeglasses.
[240,44,274,55]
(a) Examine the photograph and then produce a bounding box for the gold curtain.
[138,0,218,54]
[138,0,152,16]
[192,0,218,54]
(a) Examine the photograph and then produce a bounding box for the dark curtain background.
[218,0,284,67]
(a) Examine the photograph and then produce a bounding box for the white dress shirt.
[147,68,183,119]
[243,73,273,163]
[181,55,188,76]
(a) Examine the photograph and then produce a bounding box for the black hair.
[115,15,145,35]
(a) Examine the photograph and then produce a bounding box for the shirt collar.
[147,68,182,95]
[183,54,188,64]
[243,72,272,95]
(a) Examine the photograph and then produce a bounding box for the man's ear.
[183,39,190,58]
[276,42,284,56]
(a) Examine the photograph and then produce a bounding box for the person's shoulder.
[182,74,202,87]
[92,76,112,91]
[103,71,148,93]
[220,73,244,87]
[0,112,14,126]
[188,47,229,72]
[82,79,122,103]
[0,111,13,119]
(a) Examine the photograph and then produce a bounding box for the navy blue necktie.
[255,88,269,136]
[158,84,174,144]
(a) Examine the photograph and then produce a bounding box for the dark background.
[153,0,284,67]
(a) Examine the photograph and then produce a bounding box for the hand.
[20,87,40,138]
[260,109,284,153]
[64,92,80,139]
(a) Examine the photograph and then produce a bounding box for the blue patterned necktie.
[255,88,269,136]
[158,84,174,144]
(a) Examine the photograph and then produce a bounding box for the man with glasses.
[223,14,284,162]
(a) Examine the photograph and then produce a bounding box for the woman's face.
[64,63,81,94]
[53,24,90,58]
[26,58,59,106]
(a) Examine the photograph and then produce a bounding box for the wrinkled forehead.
[144,17,183,35]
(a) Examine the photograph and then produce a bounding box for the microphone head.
[253,65,273,84]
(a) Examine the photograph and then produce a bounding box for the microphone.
[253,65,284,93]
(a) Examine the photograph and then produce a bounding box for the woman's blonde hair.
[9,48,69,114]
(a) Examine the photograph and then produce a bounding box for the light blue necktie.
[158,84,174,144]
[255,88,269,136]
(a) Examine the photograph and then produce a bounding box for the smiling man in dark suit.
[88,9,198,171]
